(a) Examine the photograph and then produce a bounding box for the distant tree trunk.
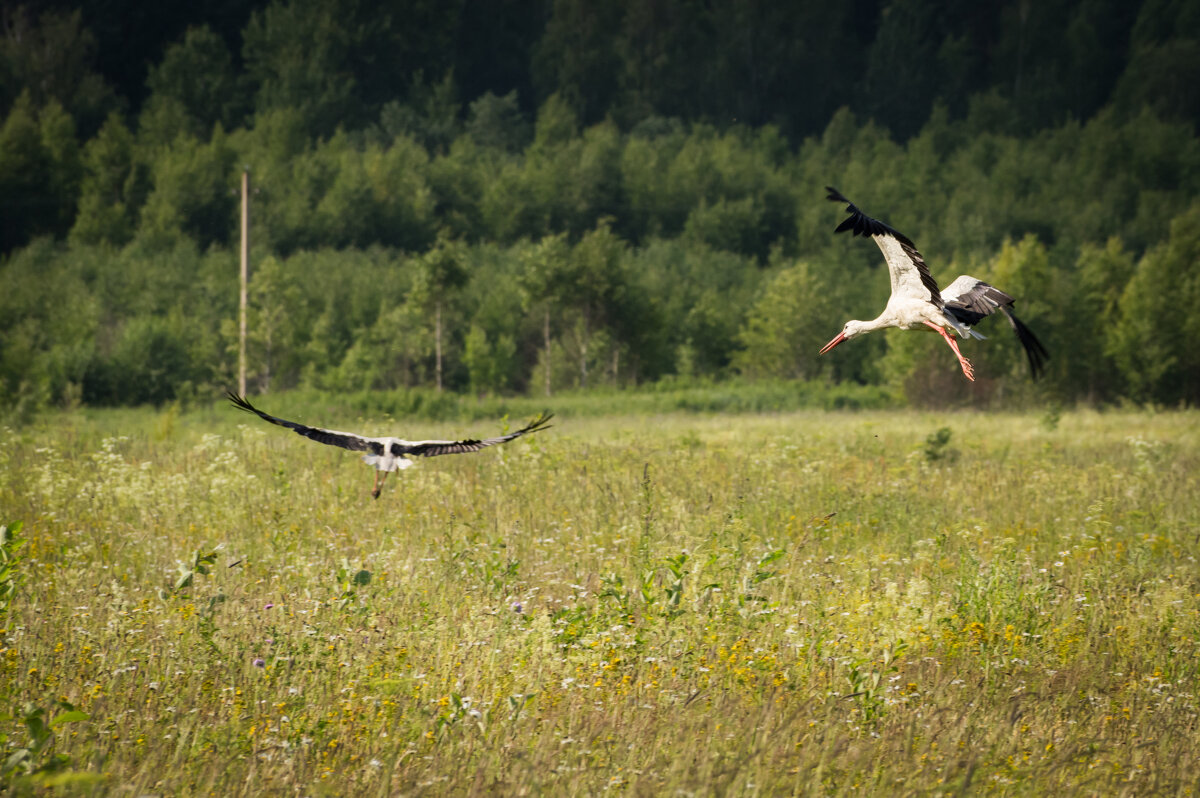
[611,347,619,386]
[579,309,589,389]
[263,330,272,393]
[544,306,552,397]
[435,300,443,392]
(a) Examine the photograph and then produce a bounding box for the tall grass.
[1,407,1197,794]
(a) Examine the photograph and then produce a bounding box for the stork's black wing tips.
[834,216,859,235]
[826,186,850,204]
[227,390,255,413]
[518,411,555,435]
[227,390,282,426]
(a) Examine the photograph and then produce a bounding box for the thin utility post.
[239,168,250,396]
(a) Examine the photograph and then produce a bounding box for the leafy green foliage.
[734,262,840,380]
[1,701,93,788]
[922,427,958,463]
[844,642,907,726]
[0,94,81,251]
[1,0,1200,408]
[463,324,516,395]
[70,113,144,246]
[0,522,25,626]
[332,561,372,611]
[0,7,117,134]
[144,25,244,136]
[175,549,218,591]
[467,91,531,153]
[1108,202,1200,403]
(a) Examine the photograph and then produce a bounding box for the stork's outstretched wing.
[229,392,554,458]
[393,413,554,457]
[227,391,384,454]
[941,276,1050,379]
[826,187,943,306]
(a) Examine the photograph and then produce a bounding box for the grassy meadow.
[1,402,1198,795]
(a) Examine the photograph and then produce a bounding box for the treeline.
[4,0,1196,147]
[1,0,1199,413]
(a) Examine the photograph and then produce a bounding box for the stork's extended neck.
[820,314,896,355]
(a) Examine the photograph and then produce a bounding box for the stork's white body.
[361,441,418,473]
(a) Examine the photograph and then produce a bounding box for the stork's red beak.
[819,332,847,355]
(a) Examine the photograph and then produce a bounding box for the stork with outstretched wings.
[819,187,1048,381]
[228,392,553,498]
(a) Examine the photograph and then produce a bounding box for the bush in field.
[86,315,199,406]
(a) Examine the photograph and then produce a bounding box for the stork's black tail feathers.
[1001,309,1050,381]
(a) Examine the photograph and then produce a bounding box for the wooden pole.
[238,168,249,396]
[544,306,551,397]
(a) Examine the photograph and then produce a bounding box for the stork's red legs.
[924,321,975,381]
[371,470,387,499]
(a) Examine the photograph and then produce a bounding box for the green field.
[2,404,1198,795]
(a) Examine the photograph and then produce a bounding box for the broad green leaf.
[49,711,89,727]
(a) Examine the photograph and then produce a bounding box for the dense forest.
[2,0,1199,413]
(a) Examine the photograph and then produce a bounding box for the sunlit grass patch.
[1,407,1198,794]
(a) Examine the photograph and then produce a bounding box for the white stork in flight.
[228,392,553,498]
[820,187,1048,381]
